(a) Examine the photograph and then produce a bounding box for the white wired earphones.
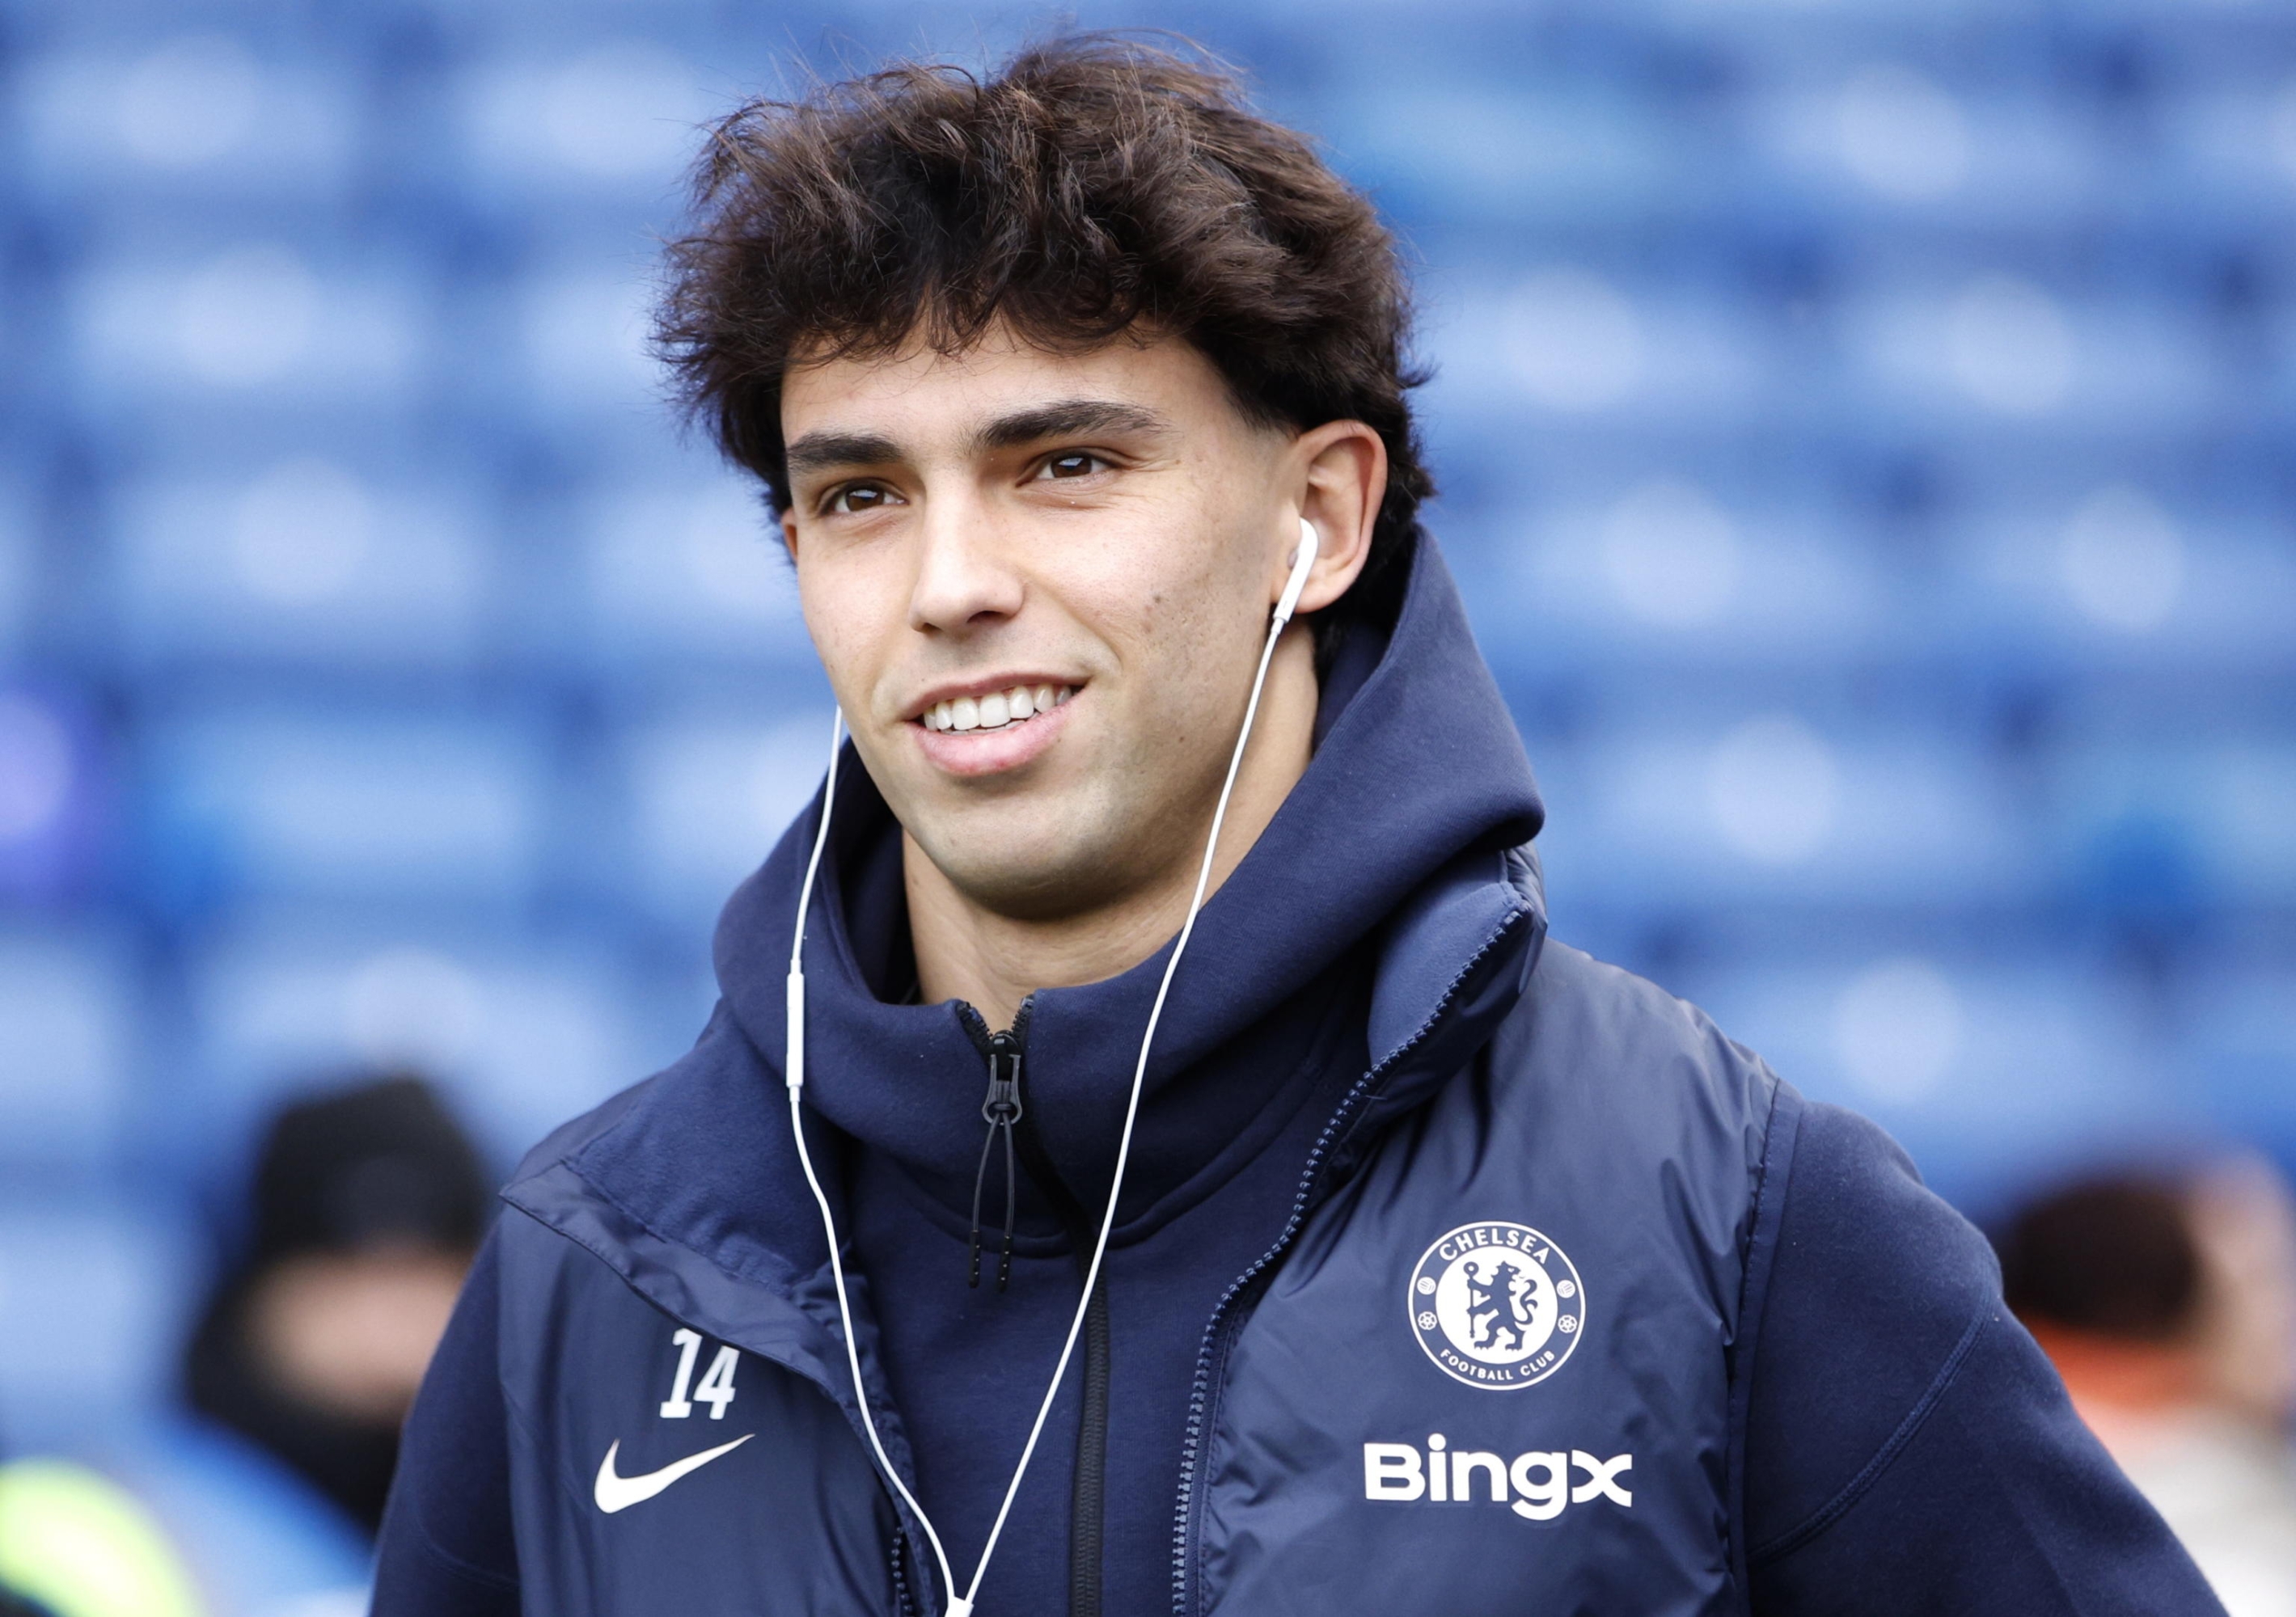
[784,517,1321,1617]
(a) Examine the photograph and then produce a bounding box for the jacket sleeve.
[374,1231,522,1615]
[1740,1096,2225,1616]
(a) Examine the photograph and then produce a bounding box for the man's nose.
[907,498,1025,635]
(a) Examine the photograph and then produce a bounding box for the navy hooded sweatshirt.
[375,530,2220,1615]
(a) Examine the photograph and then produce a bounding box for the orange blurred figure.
[2001,1159,2296,1617]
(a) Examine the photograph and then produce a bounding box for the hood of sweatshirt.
[519,528,1547,1298]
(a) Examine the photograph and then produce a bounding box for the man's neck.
[904,636,1317,1031]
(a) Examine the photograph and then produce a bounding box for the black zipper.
[1167,918,1529,1617]
[957,1001,1109,1617]
[889,1526,920,1616]
[970,1032,1025,1291]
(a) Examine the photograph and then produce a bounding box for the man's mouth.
[918,684,1076,734]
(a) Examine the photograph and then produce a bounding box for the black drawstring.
[970,1044,1023,1290]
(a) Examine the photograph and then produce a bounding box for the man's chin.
[907,821,1165,927]
[938,854,1140,925]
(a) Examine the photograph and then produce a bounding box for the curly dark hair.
[654,36,1431,616]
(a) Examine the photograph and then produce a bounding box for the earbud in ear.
[1275,517,1318,624]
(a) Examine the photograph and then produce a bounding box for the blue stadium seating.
[12,36,363,222]
[444,40,725,220]
[59,234,437,462]
[0,686,104,906]
[2182,959,2296,1155]
[1536,711,2044,916]
[106,457,495,673]
[2044,727,2296,914]
[0,0,2290,1554]
[175,921,656,1174]
[0,1199,197,1450]
[1689,944,2214,1214]
[0,485,33,664]
[0,932,137,1180]
[609,701,837,935]
[574,462,814,672]
[137,704,552,916]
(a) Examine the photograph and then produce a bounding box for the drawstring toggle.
[969,1043,1024,1291]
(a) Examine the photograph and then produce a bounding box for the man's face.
[780,327,1300,922]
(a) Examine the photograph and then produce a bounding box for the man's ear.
[1287,420,1385,616]
[780,505,801,563]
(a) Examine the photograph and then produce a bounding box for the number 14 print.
[659,1327,739,1420]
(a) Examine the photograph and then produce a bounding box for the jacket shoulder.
[506,1001,758,1187]
[1492,939,1783,1144]
[500,997,831,1304]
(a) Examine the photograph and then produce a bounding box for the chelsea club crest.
[1408,1221,1585,1390]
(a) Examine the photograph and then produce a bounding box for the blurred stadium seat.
[178,923,649,1172]
[1537,707,2043,914]
[2047,730,2296,914]
[0,487,34,665]
[137,703,549,917]
[1676,945,2191,1210]
[1943,485,2296,675]
[1490,477,1895,673]
[576,464,813,670]
[13,36,362,220]
[0,1201,196,1450]
[2183,960,2296,1146]
[0,685,104,905]
[61,236,433,462]
[107,458,493,672]
[448,40,718,215]
[0,932,136,1181]
[611,703,835,935]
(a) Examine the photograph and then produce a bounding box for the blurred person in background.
[31,1075,493,1617]
[184,1075,488,1540]
[2001,1161,2296,1617]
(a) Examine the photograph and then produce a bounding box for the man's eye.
[827,483,899,514]
[1038,452,1107,481]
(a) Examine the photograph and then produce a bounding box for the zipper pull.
[968,1037,1024,1292]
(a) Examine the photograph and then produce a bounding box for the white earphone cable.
[785,522,1319,1617]
[784,709,967,1611]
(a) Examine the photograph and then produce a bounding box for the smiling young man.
[373,40,2223,1617]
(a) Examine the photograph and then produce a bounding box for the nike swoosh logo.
[594,1434,754,1514]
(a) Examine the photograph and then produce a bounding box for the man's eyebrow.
[782,401,1169,479]
[783,430,903,478]
[972,399,1171,453]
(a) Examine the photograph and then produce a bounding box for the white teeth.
[921,684,1075,733]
